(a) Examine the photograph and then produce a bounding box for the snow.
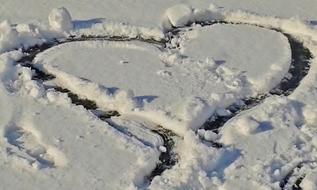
[0,1,317,190]
[32,22,293,135]
[301,170,317,190]
[164,4,193,27]
[217,95,317,189]
[213,0,317,21]
[176,24,291,93]
[0,21,19,52]
[0,52,160,189]
[48,7,73,32]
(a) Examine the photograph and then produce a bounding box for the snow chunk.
[159,146,167,153]
[181,97,214,130]
[209,3,218,11]
[0,20,18,52]
[48,7,73,31]
[165,4,193,27]
[236,116,259,135]
[198,129,218,141]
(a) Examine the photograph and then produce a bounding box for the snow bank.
[0,20,53,54]
[72,20,165,41]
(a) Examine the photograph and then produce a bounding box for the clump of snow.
[159,146,167,153]
[235,116,259,135]
[48,7,73,32]
[164,4,193,27]
[0,21,19,53]
[163,4,224,29]
[180,97,214,130]
[209,3,218,11]
[198,129,218,141]
[0,21,50,53]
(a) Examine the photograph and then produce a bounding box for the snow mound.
[0,21,18,52]
[163,4,224,29]
[164,4,193,27]
[0,20,49,53]
[48,7,73,31]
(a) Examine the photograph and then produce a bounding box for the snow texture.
[0,1,317,190]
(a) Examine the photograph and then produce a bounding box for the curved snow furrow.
[147,127,178,182]
[9,21,313,187]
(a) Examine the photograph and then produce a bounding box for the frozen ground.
[0,1,317,190]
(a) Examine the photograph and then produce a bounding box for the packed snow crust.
[0,2,317,190]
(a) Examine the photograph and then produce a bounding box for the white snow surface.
[0,1,317,190]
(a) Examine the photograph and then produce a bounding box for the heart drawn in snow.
[34,24,291,136]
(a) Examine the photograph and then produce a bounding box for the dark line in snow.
[146,127,178,182]
[12,20,313,188]
[279,163,306,190]
[182,22,314,134]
